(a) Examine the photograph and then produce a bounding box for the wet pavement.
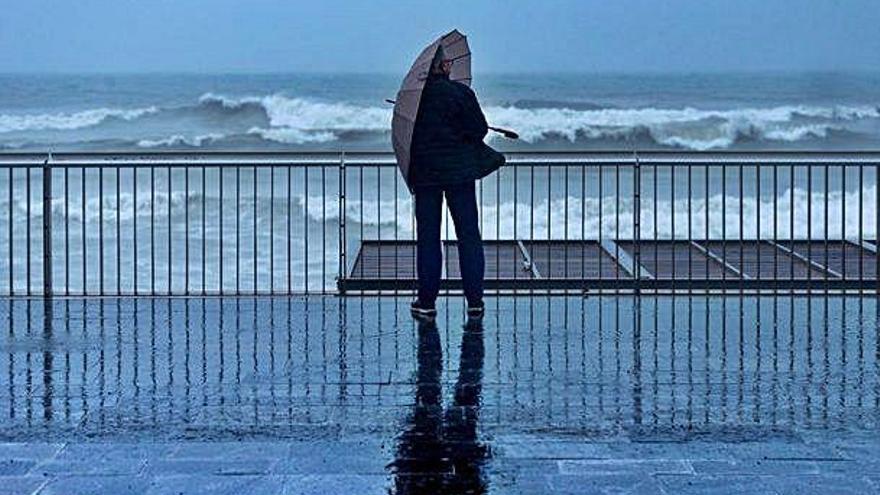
[1,295,879,494]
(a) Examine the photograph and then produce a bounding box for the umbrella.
[390,30,473,187]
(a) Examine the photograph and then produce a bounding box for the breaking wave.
[188,95,880,150]
[197,93,390,143]
[0,107,158,133]
[1,183,873,241]
[137,133,226,148]
[245,127,338,144]
[293,184,878,241]
[2,92,878,151]
[486,105,880,150]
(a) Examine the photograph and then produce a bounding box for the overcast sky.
[2,0,878,73]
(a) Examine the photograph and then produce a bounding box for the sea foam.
[137,133,225,148]
[0,107,158,133]
[486,105,878,149]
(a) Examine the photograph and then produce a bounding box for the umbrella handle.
[489,126,519,140]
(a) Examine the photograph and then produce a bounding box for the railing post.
[337,151,347,294]
[42,152,53,297]
[632,151,641,293]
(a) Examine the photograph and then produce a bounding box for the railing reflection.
[1,295,878,442]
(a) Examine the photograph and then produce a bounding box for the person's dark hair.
[430,46,447,75]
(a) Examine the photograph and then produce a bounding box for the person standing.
[408,47,505,320]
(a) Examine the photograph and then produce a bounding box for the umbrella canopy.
[391,29,471,187]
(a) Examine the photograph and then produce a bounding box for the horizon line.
[2,69,880,77]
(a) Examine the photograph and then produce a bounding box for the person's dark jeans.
[414,181,484,306]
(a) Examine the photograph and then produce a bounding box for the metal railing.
[0,151,878,296]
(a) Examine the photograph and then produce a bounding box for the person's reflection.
[391,316,488,494]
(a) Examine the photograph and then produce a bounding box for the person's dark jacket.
[409,74,505,188]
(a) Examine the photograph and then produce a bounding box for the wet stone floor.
[1,295,879,494]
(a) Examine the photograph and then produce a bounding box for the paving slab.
[493,437,619,459]
[145,475,286,495]
[558,458,694,475]
[168,442,288,461]
[0,460,37,476]
[272,451,389,475]
[38,475,150,495]
[751,474,877,495]
[690,459,822,475]
[35,458,147,477]
[655,474,780,495]
[144,459,276,477]
[549,473,664,494]
[0,444,64,461]
[280,474,390,495]
[0,476,49,495]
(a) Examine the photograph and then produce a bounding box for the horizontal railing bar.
[288,288,880,296]
[0,293,335,300]
[3,150,880,167]
[0,160,357,168]
[338,278,880,291]
[4,161,880,170]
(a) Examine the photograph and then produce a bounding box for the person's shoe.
[410,299,437,320]
[466,300,485,318]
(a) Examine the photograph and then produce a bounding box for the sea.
[1,72,879,293]
[1,72,880,152]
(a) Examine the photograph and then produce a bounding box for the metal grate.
[341,239,880,291]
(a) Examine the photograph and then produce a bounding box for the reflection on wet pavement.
[1,295,879,493]
[391,317,488,494]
